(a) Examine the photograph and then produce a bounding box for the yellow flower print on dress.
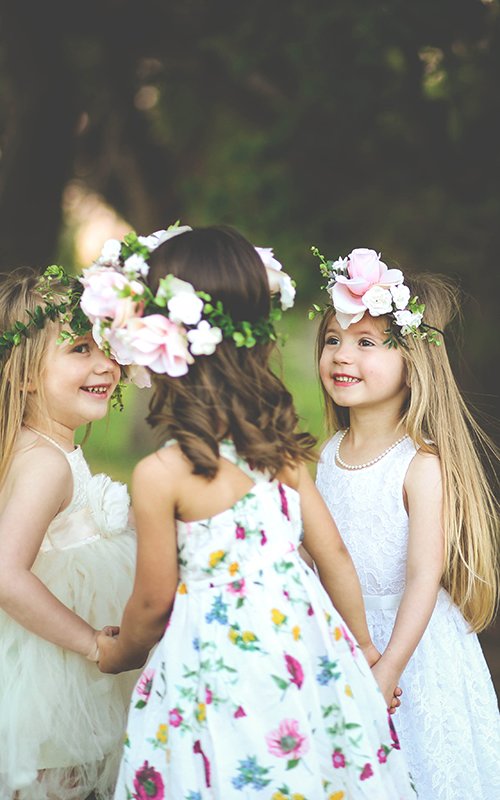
[209,549,226,568]
[196,703,206,723]
[271,608,287,626]
[229,561,239,575]
[156,724,168,744]
[292,625,301,641]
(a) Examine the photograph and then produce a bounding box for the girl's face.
[30,331,120,432]
[319,313,408,415]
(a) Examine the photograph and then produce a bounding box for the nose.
[333,339,353,364]
[93,345,119,375]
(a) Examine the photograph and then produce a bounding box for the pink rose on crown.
[330,248,403,329]
[80,265,144,322]
[104,314,193,377]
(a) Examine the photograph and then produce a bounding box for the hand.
[372,659,403,713]
[96,627,121,673]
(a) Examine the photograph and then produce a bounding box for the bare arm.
[97,451,179,673]
[372,452,444,705]
[0,448,98,658]
[299,463,377,660]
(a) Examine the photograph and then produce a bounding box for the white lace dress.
[0,436,138,800]
[316,431,500,800]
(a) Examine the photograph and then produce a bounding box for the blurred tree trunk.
[0,3,79,272]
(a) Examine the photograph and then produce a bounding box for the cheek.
[318,351,330,385]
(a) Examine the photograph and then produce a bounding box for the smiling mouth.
[81,385,111,395]
[333,375,360,385]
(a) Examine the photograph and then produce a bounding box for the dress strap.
[24,426,73,455]
[218,439,268,482]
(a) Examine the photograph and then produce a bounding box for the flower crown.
[79,222,296,381]
[0,265,91,358]
[309,246,441,347]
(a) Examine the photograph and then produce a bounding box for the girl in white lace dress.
[95,225,416,798]
[0,269,138,800]
[312,247,500,799]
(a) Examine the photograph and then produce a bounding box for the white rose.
[362,285,393,316]
[390,283,411,310]
[187,320,223,355]
[167,291,204,325]
[99,238,122,264]
[87,474,130,535]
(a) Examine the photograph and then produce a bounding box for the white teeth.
[335,376,359,383]
[84,386,107,394]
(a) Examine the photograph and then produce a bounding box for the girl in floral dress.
[0,268,138,799]
[313,247,500,799]
[95,225,416,799]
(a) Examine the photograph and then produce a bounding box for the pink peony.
[106,315,193,376]
[266,718,309,759]
[80,265,144,322]
[330,248,403,329]
[133,761,164,800]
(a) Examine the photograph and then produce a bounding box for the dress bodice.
[37,441,131,553]
[316,431,417,595]
[171,440,303,588]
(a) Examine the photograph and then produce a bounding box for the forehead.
[325,313,387,336]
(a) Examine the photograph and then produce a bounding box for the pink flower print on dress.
[193,739,211,787]
[332,750,346,769]
[134,669,155,708]
[341,625,357,657]
[235,525,246,540]
[266,718,309,759]
[360,762,374,781]
[234,705,247,718]
[388,713,401,750]
[377,746,388,764]
[278,482,290,520]
[169,708,183,727]
[227,578,246,598]
[205,686,213,704]
[133,761,165,800]
[285,654,304,689]
[260,530,267,546]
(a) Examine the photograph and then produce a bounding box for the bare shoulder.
[132,444,188,497]
[1,442,71,518]
[405,449,442,493]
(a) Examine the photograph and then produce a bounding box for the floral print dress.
[115,441,415,800]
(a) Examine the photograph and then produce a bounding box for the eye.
[71,342,90,354]
[359,338,375,347]
[325,334,340,346]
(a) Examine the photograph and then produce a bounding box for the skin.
[319,313,445,707]
[0,332,121,659]
[96,444,385,682]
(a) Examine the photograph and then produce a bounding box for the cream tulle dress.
[0,432,138,800]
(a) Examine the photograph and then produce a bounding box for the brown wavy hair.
[316,272,499,631]
[146,225,316,478]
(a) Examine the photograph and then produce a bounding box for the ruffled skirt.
[0,532,138,800]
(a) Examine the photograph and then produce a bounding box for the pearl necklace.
[335,430,408,470]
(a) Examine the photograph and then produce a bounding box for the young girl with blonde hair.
[0,267,138,799]
[313,247,500,799]
[92,225,416,798]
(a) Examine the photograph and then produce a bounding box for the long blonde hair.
[0,268,63,487]
[316,273,499,632]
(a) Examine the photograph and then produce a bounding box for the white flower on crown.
[167,291,204,326]
[124,253,149,278]
[138,225,193,251]
[362,285,393,316]
[98,238,122,265]
[255,246,296,310]
[394,309,424,333]
[390,283,411,310]
[187,320,223,355]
